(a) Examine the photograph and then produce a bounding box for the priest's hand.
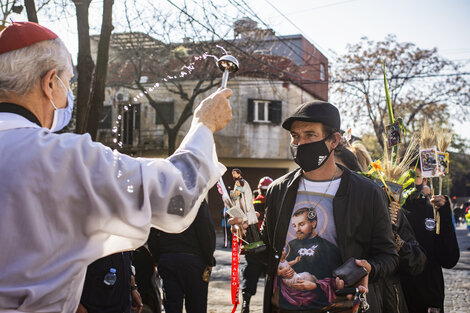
[193,88,232,133]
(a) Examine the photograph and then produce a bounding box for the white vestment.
[0,112,225,312]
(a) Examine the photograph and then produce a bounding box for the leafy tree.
[332,34,470,148]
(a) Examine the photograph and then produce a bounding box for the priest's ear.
[40,69,58,100]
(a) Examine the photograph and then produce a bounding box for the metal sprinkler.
[217,55,239,88]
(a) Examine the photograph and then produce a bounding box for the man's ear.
[40,69,58,100]
[329,132,341,149]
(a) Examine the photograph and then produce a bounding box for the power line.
[227,0,327,73]
[165,0,328,89]
[262,0,331,59]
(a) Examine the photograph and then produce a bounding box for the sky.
[7,0,470,147]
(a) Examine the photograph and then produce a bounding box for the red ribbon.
[231,232,240,313]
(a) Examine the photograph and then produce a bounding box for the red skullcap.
[0,21,58,55]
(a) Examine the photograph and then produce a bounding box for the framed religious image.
[420,147,438,177]
[436,151,450,176]
[386,121,402,148]
[374,180,403,204]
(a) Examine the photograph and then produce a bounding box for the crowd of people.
[0,21,463,313]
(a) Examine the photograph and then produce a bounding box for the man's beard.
[296,231,311,240]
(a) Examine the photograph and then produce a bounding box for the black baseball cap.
[282,100,341,131]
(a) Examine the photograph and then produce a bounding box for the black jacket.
[380,209,427,313]
[400,193,459,311]
[147,201,216,267]
[261,166,399,313]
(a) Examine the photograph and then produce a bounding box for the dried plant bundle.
[419,121,437,149]
[436,127,453,152]
[382,135,419,182]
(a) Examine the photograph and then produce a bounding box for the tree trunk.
[86,0,114,140]
[73,0,94,134]
[167,129,177,156]
[24,0,38,23]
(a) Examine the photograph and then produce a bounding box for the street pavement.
[206,223,470,313]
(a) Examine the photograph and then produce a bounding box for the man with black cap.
[233,101,398,313]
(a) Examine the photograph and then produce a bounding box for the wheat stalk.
[419,121,437,149]
[436,127,453,152]
[381,135,419,182]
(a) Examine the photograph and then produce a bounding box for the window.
[320,63,326,81]
[119,104,140,146]
[247,99,282,124]
[149,101,174,125]
[254,100,269,122]
[98,106,112,129]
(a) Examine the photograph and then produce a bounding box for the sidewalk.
[443,223,470,313]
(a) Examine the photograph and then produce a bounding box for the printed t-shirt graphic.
[275,177,347,311]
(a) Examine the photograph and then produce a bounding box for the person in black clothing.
[241,177,272,313]
[77,252,143,313]
[336,143,427,313]
[231,101,398,313]
[147,201,215,313]
[133,246,162,313]
[400,165,460,313]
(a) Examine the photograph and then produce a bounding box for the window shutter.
[151,101,174,125]
[268,100,282,124]
[247,99,254,122]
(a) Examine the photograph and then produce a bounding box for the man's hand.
[291,280,317,291]
[431,195,447,209]
[228,216,248,236]
[193,88,232,133]
[131,289,143,313]
[335,259,371,300]
[75,303,88,313]
[355,259,371,294]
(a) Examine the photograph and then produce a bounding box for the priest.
[0,22,232,312]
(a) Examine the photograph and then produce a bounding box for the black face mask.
[290,136,333,172]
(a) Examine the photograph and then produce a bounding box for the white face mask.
[50,76,74,132]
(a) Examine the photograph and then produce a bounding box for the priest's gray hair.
[0,38,72,97]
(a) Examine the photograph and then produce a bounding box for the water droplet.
[113,138,118,143]
[127,185,134,193]
[124,106,129,111]
[138,92,143,97]
[117,170,122,178]
[118,142,123,147]
[112,126,118,133]
[117,115,122,120]
[144,91,148,94]
[133,97,138,102]
[178,186,183,191]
